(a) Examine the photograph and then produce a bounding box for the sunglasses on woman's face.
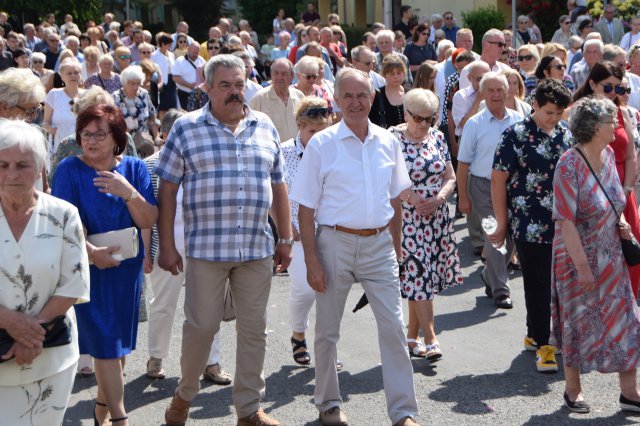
[208,45,220,50]
[301,107,330,118]
[517,54,534,61]
[599,83,629,95]
[118,54,131,60]
[301,73,318,80]
[178,39,187,44]
[547,64,566,71]
[407,110,433,124]
[32,59,44,64]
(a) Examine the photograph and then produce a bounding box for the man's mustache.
[225,94,243,104]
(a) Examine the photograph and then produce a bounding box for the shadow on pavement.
[523,409,640,425]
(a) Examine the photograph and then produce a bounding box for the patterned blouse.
[493,115,573,244]
[440,72,460,129]
[113,87,157,134]
[84,73,123,94]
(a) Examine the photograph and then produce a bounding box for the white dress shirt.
[172,54,206,92]
[452,85,479,137]
[458,107,523,179]
[245,79,262,103]
[290,120,411,229]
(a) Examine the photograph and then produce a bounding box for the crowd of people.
[2,1,640,425]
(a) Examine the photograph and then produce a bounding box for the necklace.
[580,144,604,177]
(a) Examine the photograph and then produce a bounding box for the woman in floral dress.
[390,89,462,362]
[552,97,640,414]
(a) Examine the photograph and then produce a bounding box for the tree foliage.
[461,6,506,53]
[173,0,226,41]
[237,0,302,41]
[0,0,102,29]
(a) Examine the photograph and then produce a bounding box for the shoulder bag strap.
[575,147,620,219]
[184,54,197,71]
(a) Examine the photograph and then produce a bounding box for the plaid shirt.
[154,103,285,262]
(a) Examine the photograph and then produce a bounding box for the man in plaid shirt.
[155,54,293,426]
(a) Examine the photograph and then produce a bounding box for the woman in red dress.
[573,61,640,297]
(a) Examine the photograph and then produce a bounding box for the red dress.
[610,108,640,297]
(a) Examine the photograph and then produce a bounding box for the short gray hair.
[482,28,504,44]
[31,51,46,63]
[271,57,294,75]
[350,45,371,62]
[0,120,46,172]
[334,68,373,98]
[120,65,145,84]
[431,13,443,21]
[376,29,395,43]
[160,108,186,135]
[403,88,439,117]
[232,50,254,68]
[436,39,454,57]
[479,71,508,92]
[98,53,114,64]
[0,68,46,108]
[204,54,245,86]
[583,38,604,53]
[602,44,626,61]
[72,86,114,114]
[295,55,320,74]
[569,96,617,144]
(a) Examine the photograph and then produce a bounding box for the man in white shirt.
[172,42,206,109]
[290,68,420,426]
[458,29,510,90]
[351,45,385,89]
[457,72,523,309]
[452,61,491,138]
[170,21,195,50]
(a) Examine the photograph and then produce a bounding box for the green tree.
[237,0,301,41]
[173,0,226,41]
[461,6,506,53]
[0,0,101,29]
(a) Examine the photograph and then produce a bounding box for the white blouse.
[0,193,90,386]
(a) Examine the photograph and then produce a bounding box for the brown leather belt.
[332,224,388,237]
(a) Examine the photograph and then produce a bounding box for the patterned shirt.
[282,135,305,233]
[154,103,285,262]
[441,71,460,129]
[113,88,157,134]
[493,116,573,244]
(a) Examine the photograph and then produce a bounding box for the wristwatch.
[277,238,294,246]
[125,190,139,203]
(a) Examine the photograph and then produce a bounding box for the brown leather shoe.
[237,408,280,426]
[392,416,419,426]
[165,391,190,426]
[319,407,348,426]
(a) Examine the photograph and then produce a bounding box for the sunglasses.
[178,39,187,44]
[301,73,318,80]
[563,21,571,25]
[599,83,629,95]
[421,32,429,36]
[407,110,434,124]
[31,59,44,64]
[332,31,341,35]
[444,16,453,20]
[118,54,131,60]
[517,54,534,61]
[547,64,566,71]
[140,50,152,54]
[208,45,220,50]
[488,41,507,48]
[301,107,330,118]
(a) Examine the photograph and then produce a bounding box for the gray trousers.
[468,175,514,298]
[314,226,418,424]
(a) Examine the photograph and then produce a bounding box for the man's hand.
[306,258,327,293]
[273,244,293,273]
[158,246,183,275]
[458,194,472,214]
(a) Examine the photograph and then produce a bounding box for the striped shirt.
[154,103,285,262]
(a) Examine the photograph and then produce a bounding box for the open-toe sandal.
[94,401,107,426]
[291,336,311,365]
[407,339,427,358]
[425,342,443,362]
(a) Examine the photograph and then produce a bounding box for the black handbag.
[575,148,640,266]
[0,315,72,363]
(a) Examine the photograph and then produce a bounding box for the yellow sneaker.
[524,336,538,351]
[536,345,558,372]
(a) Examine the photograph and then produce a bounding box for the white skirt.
[0,361,77,426]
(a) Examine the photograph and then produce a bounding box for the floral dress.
[390,126,463,300]
[551,147,640,372]
[112,87,156,135]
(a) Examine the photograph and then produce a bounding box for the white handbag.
[87,227,139,263]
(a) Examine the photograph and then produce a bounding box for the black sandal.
[110,416,128,424]
[291,336,311,365]
[94,401,107,426]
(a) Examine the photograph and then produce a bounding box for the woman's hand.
[94,170,134,200]
[576,265,597,291]
[1,310,45,348]
[619,222,633,240]
[487,225,507,247]
[92,245,122,269]
[3,341,43,365]
[414,195,444,218]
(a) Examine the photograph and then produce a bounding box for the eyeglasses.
[140,50,152,54]
[487,41,507,48]
[518,21,528,24]
[118,54,131,60]
[517,54,534,61]
[547,64,566,71]
[178,39,187,44]
[301,107,330,118]
[80,130,112,141]
[421,32,429,36]
[16,103,42,117]
[31,59,44,64]
[407,110,434,124]
[598,83,629,95]
[358,60,372,66]
[444,16,453,20]
[563,21,571,25]
[332,31,341,35]
[208,45,220,50]
[301,73,318,80]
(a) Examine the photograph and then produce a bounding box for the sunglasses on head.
[301,107,330,118]
[517,54,534,61]
[407,110,434,124]
[118,54,131,60]
[599,83,629,95]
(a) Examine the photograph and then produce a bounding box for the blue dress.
[52,156,156,359]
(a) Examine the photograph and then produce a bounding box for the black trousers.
[515,241,552,346]
[177,89,191,109]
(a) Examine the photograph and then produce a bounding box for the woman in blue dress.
[52,104,157,426]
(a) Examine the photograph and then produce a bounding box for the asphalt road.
[65,213,640,426]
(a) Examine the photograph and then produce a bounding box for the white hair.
[0,68,46,108]
[479,71,508,92]
[120,65,145,84]
[0,120,47,172]
[334,68,373,98]
[376,29,395,43]
[403,88,439,117]
[436,40,454,57]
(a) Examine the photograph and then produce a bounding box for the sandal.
[94,401,107,426]
[336,359,344,371]
[78,354,94,376]
[146,357,166,380]
[291,336,311,365]
[110,416,128,424]
[425,342,443,362]
[407,339,427,358]
[202,363,232,385]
